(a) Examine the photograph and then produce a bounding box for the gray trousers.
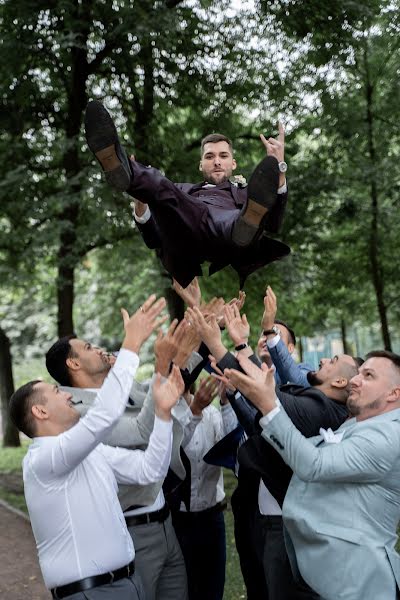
[66,573,145,599]
[128,514,188,600]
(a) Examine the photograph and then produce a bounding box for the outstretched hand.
[121,294,167,354]
[224,354,277,414]
[223,303,250,346]
[154,318,188,376]
[186,306,226,360]
[153,364,185,421]
[174,319,202,369]
[172,277,202,308]
[190,376,219,416]
[261,285,277,331]
[260,122,286,187]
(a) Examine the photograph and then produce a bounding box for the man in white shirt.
[172,376,238,600]
[9,295,184,600]
[45,320,191,600]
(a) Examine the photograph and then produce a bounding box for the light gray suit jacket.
[260,407,400,600]
[62,377,191,510]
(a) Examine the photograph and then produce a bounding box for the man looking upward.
[224,350,400,600]
[45,321,193,600]
[9,295,184,600]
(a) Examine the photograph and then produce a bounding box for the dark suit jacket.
[130,161,290,287]
[217,351,350,506]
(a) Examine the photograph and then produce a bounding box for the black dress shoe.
[84,100,133,192]
[232,155,279,247]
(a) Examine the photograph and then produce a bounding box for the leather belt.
[124,503,170,527]
[176,500,227,517]
[51,560,135,599]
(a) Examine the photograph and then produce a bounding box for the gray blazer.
[62,377,190,509]
[261,407,400,600]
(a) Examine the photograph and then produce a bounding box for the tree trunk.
[340,318,350,355]
[0,327,20,447]
[298,337,304,363]
[363,46,392,350]
[56,4,90,337]
[165,284,185,321]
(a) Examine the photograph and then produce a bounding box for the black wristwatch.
[235,343,249,351]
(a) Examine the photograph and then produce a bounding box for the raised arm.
[37,295,167,477]
[103,365,185,485]
[224,355,400,483]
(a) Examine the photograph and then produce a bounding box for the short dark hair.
[46,335,77,386]
[274,319,296,346]
[353,356,365,368]
[200,133,233,156]
[365,350,400,374]
[9,380,45,438]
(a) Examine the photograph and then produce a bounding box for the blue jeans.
[172,507,226,600]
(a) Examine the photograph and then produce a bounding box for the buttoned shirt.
[23,349,173,589]
[180,403,238,512]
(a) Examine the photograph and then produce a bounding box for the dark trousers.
[231,484,269,600]
[172,508,226,600]
[259,514,320,600]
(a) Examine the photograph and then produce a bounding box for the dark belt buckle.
[109,570,115,584]
[52,589,60,600]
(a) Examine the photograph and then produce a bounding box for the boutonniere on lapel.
[319,427,344,444]
[229,174,247,188]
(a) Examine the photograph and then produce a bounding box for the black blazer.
[133,163,290,287]
[217,351,350,506]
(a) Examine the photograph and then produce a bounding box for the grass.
[0,440,30,473]
[0,443,246,599]
[3,443,397,596]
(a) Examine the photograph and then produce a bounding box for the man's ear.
[388,386,400,404]
[287,343,295,355]
[199,161,203,172]
[66,357,80,372]
[232,158,237,171]
[31,404,49,422]
[331,377,348,390]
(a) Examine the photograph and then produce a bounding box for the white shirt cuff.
[133,205,151,224]
[266,333,280,348]
[259,396,282,424]
[277,182,287,194]
[114,348,140,376]
[153,413,174,430]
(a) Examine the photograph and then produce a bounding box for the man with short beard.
[186,305,363,599]
[84,100,290,288]
[9,296,183,600]
[225,350,400,600]
[45,326,191,600]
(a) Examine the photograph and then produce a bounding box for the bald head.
[307,354,361,403]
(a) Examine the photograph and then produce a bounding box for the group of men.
[8,100,400,600]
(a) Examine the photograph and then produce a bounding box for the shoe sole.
[232,156,279,246]
[84,101,131,191]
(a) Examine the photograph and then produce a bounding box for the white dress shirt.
[23,349,173,589]
[180,403,238,512]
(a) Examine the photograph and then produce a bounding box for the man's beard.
[307,371,323,386]
[347,395,383,416]
[205,172,229,185]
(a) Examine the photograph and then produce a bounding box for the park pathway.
[0,502,49,599]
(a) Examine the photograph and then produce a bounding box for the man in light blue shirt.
[224,349,400,600]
